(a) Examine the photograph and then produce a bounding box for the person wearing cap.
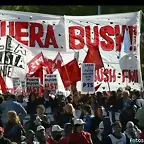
[21,130,39,144]
[46,125,63,144]
[0,127,11,144]
[68,119,93,144]
[35,125,47,144]
[59,123,73,144]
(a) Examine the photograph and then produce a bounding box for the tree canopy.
[1,5,144,79]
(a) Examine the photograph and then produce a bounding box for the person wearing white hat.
[46,125,64,144]
[35,125,47,144]
[68,119,93,144]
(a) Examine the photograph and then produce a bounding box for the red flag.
[0,74,7,93]
[83,46,104,69]
[44,58,54,74]
[52,52,63,72]
[27,52,45,74]
[59,59,81,88]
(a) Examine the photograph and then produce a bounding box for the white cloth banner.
[81,63,95,93]
[0,10,142,91]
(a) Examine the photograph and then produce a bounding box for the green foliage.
[1,5,144,78]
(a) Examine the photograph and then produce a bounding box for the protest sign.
[44,74,58,90]
[12,77,21,90]
[26,77,40,93]
[21,81,26,92]
[81,63,95,93]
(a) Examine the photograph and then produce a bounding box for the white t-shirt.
[108,133,126,144]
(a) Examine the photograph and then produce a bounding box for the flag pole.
[98,6,101,15]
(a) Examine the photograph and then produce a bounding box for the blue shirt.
[0,100,27,124]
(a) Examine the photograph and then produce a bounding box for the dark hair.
[132,90,140,98]
[83,104,92,114]
[28,92,37,102]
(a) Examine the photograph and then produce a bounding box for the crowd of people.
[0,86,144,144]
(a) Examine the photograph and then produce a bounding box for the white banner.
[81,63,95,93]
[26,77,40,88]
[44,74,58,90]
[12,77,21,89]
[0,10,142,91]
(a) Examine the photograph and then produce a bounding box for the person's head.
[83,104,92,115]
[7,110,20,124]
[36,105,45,116]
[123,90,130,99]
[43,89,50,99]
[29,92,37,102]
[132,90,140,100]
[112,121,122,134]
[67,95,73,103]
[125,86,131,92]
[96,106,104,118]
[7,93,16,101]
[125,105,133,114]
[26,130,35,141]
[117,87,123,98]
[126,121,135,134]
[51,125,63,141]
[74,119,85,133]
[0,127,4,138]
[63,103,75,115]
[64,123,73,136]
[36,125,46,139]
[17,95,23,101]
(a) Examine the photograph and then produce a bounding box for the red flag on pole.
[27,52,45,74]
[52,52,63,72]
[59,59,81,88]
[83,46,104,69]
[0,73,7,93]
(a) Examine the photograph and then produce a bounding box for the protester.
[124,121,141,142]
[46,125,63,144]
[90,106,104,133]
[0,127,11,144]
[68,119,93,144]
[119,105,136,132]
[35,125,47,144]
[57,103,76,127]
[26,92,39,118]
[105,121,130,144]
[0,93,27,126]
[4,110,26,143]
[59,123,73,144]
[21,130,39,144]
[82,104,93,132]
[131,90,144,109]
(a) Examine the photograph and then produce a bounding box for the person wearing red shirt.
[59,123,73,144]
[46,125,63,144]
[68,119,93,144]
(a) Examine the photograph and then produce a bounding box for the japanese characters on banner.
[26,77,40,93]
[44,74,58,90]
[81,63,95,94]
[0,10,142,91]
